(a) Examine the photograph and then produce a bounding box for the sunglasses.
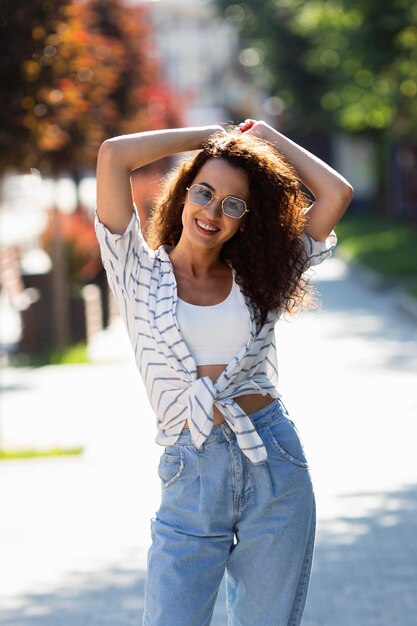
[186,183,249,219]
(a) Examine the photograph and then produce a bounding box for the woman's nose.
[206,197,223,216]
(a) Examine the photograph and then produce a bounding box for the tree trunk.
[373,129,390,219]
[50,204,70,349]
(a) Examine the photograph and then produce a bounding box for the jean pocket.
[265,416,309,469]
[158,446,185,489]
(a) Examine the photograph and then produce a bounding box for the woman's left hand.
[235,119,257,133]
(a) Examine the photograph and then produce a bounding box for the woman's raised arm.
[243,120,353,242]
[96,125,225,235]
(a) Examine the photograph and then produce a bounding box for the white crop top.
[176,275,251,366]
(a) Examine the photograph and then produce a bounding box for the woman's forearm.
[101,125,225,171]
[248,121,353,199]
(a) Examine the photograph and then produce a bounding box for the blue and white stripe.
[95,205,336,465]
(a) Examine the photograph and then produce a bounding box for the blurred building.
[136,0,264,125]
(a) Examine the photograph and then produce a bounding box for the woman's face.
[181,158,249,253]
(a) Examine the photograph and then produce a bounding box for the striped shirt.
[94,205,336,465]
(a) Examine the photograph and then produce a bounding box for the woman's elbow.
[97,139,112,168]
[98,138,117,160]
[335,174,354,200]
[343,181,354,201]
[342,182,354,213]
[97,137,129,171]
[335,180,354,214]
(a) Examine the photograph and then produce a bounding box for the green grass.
[336,216,417,278]
[11,342,90,367]
[0,447,84,461]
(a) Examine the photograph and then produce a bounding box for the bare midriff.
[182,363,275,429]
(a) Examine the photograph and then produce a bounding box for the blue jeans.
[143,398,315,626]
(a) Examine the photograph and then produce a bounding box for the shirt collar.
[154,243,172,263]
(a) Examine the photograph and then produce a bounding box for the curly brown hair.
[146,131,314,328]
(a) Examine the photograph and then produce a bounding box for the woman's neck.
[168,240,226,279]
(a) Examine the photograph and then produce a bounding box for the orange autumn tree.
[0,0,178,178]
[1,0,184,350]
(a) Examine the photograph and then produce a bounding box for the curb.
[335,248,399,290]
[397,291,417,323]
[335,249,417,324]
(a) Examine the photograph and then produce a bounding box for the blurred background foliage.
[0,0,416,362]
[216,0,417,137]
[0,0,180,178]
[215,0,417,214]
[41,207,102,287]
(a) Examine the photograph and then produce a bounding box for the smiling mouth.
[195,218,220,235]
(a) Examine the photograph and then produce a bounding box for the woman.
[95,119,353,625]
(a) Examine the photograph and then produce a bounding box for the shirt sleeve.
[94,203,151,306]
[301,229,337,269]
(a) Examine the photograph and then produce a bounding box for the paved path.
[0,256,416,625]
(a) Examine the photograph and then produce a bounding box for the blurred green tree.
[289,0,417,213]
[215,1,332,134]
[215,0,417,215]
[289,0,417,139]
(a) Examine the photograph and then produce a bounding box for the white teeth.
[197,219,218,232]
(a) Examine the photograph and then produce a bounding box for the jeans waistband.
[173,397,288,447]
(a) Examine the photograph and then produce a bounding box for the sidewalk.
[0,256,416,625]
